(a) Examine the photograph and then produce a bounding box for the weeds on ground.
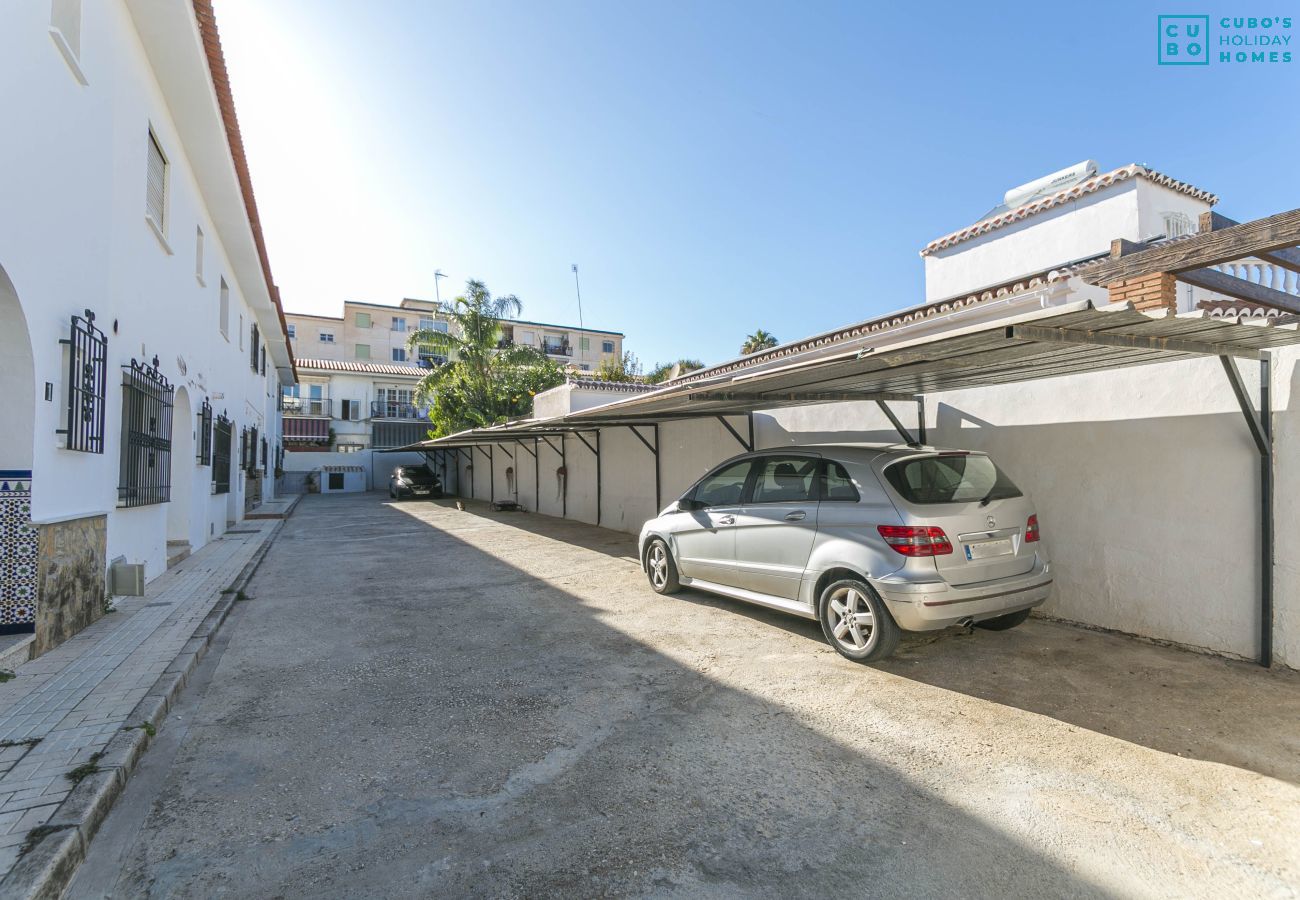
[65,751,105,785]
[125,721,157,737]
[19,823,74,857]
[220,586,238,594]
[0,670,14,684]
[235,590,251,602]
[102,599,117,614]
[0,737,40,749]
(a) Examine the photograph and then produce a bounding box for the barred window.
[261,437,268,475]
[58,309,107,453]
[242,425,260,475]
[250,322,260,372]
[213,415,232,494]
[117,357,173,508]
[197,398,213,465]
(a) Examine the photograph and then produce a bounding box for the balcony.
[543,342,572,357]
[282,397,332,417]
[370,401,429,420]
[372,421,430,450]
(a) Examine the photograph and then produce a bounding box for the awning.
[401,299,1300,447]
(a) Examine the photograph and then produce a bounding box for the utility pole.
[433,269,447,306]
[571,264,584,332]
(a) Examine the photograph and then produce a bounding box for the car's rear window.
[882,454,1022,505]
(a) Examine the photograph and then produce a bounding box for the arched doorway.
[167,386,194,549]
[0,263,38,634]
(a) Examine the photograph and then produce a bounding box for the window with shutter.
[146,130,167,230]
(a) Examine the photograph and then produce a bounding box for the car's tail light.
[1025,514,1040,543]
[877,525,952,556]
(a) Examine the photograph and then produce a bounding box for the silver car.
[639,445,1052,662]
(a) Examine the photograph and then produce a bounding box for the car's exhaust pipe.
[955,617,975,629]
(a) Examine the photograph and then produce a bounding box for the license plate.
[414,488,430,495]
[965,538,1013,560]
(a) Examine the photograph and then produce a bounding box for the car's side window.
[819,460,860,501]
[748,456,818,504]
[692,459,755,507]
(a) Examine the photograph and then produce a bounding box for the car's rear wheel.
[975,608,1031,631]
[817,579,900,663]
[645,539,681,595]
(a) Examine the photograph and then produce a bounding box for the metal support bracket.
[1221,354,1274,667]
[717,415,752,452]
[876,400,921,448]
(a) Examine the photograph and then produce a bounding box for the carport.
[405,298,1299,666]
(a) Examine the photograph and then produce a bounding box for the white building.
[0,0,294,653]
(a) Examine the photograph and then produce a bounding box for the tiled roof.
[192,0,296,377]
[565,378,657,393]
[1197,298,1294,320]
[920,165,1219,257]
[669,265,1082,387]
[295,358,429,377]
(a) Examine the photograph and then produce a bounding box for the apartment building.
[0,0,292,653]
[286,298,625,372]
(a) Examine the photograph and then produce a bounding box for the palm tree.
[741,329,779,355]
[408,279,564,435]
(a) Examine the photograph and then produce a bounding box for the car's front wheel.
[817,578,900,663]
[645,538,681,595]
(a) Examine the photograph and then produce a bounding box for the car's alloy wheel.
[817,578,900,662]
[646,539,680,594]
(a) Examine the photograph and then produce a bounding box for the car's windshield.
[883,454,1021,505]
[400,467,435,481]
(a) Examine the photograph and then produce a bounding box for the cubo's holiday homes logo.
[1158,15,1293,65]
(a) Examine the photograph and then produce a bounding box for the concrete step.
[165,540,191,568]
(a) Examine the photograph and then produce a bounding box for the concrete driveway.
[70,493,1300,898]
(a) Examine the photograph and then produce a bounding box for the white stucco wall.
[922,180,1214,302]
[0,1,290,581]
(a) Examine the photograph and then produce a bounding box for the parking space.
[94,493,1300,898]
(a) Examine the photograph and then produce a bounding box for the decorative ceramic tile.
[0,471,37,629]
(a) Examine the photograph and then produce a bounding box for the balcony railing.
[282,397,333,417]
[543,343,572,357]
[370,401,428,420]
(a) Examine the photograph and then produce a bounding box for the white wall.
[0,1,289,580]
[922,180,1213,302]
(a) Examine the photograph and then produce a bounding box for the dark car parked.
[389,465,442,500]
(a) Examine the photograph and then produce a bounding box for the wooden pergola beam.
[1176,267,1300,316]
[1081,207,1300,285]
[1200,212,1300,275]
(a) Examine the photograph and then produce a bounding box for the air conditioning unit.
[110,557,145,597]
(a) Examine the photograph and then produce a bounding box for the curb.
[0,520,284,900]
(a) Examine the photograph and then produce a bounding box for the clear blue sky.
[216,0,1298,368]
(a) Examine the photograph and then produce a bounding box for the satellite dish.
[667,362,681,381]
[1002,160,1098,210]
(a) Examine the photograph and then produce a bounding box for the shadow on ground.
[96,494,1300,899]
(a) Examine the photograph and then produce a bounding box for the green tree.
[646,358,704,384]
[409,280,565,436]
[590,351,643,383]
[741,329,779,355]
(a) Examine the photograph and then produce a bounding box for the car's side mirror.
[676,498,706,512]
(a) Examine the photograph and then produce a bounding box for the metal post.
[595,429,601,526]
[489,444,495,502]
[562,435,567,518]
[534,437,540,512]
[917,395,927,446]
[1260,356,1274,668]
[748,411,755,452]
[653,423,661,510]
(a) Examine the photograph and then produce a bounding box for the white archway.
[167,386,194,545]
[0,263,38,634]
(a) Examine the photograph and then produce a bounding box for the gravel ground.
[70,493,1300,899]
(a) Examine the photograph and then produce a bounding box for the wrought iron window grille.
[213,413,232,494]
[246,425,260,475]
[57,309,107,453]
[261,437,268,475]
[117,356,174,508]
[197,398,213,465]
[250,323,259,372]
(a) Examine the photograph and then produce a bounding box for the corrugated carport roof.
[403,299,1299,447]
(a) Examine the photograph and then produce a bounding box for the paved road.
[70,493,1300,898]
